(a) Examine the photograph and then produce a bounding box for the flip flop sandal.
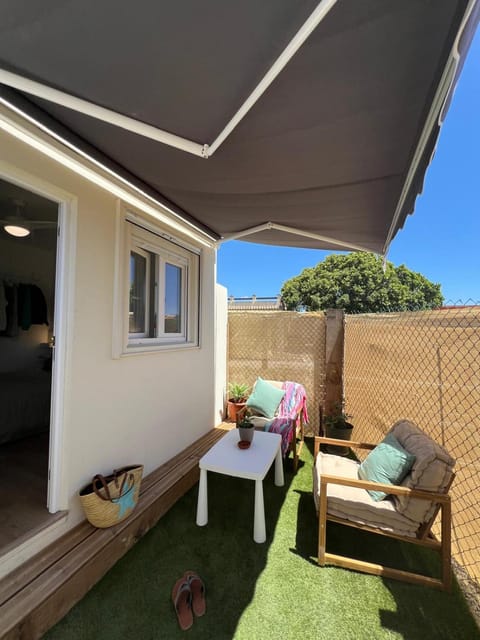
[172,577,193,631]
[183,571,206,617]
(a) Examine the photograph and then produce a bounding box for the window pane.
[129,251,147,333]
[165,263,182,333]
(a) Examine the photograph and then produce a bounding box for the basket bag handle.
[92,470,135,502]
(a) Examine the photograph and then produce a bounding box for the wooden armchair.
[240,379,306,472]
[313,420,455,590]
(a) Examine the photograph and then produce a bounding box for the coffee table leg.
[274,445,284,486]
[196,469,208,526]
[254,479,266,543]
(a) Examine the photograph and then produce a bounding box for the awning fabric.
[0,1,478,253]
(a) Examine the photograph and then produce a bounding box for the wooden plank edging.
[0,425,230,640]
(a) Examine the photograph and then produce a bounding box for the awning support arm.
[0,0,338,159]
[218,222,373,253]
[0,69,208,158]
[207,0,338,155]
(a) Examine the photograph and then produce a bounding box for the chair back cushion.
[246,377,285,419]
[389,420,455,524]
[358,433,416,501]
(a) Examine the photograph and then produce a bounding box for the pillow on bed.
[246,377,285,419]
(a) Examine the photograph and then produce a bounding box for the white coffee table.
[196,429,284,543]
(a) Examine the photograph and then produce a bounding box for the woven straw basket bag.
[79,464,143,528]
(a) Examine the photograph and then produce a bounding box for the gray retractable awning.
[0,1,478,253]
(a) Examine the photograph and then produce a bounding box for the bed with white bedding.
[0,369,51,445]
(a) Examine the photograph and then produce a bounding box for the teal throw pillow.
[358,433,416,501]
[246,378,285,419]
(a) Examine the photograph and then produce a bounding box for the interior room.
[0,176,58,556]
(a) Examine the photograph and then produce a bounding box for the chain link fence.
[228,311,325,435]
[344,304,480,587]
[227,305,480,590]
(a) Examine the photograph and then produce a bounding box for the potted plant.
[323,402,353,455]
[227,382,250,422]
[236,410,255,444]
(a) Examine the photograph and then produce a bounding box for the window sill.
[119,341,200,357]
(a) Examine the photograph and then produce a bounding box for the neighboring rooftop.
[228,295,285,311]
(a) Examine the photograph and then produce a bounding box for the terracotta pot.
[227,401,246,422]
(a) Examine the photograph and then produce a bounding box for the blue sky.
[217,28,480,304]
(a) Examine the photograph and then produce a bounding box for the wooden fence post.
[322,309,345,434]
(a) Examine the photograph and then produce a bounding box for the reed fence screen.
[344,305,480,587]
[227,311,326,435]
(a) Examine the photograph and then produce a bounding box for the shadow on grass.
[44,435,480,640]
[45,457,298,640]
[292,475,480,639]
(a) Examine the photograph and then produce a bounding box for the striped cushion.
[389,420,455,524]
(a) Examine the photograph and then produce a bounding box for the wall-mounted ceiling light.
[1,199,31,238]
[3,221,31,237]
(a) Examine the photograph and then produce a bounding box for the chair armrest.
[292,407,303,428]
[319,473,451,503]
[313,436,375,458]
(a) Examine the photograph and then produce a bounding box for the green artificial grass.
[45,439,480,640]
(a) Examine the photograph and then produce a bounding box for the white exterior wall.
[0,109,217,575]
[214,284,228,424]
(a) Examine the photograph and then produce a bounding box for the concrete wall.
[0,110,217,573]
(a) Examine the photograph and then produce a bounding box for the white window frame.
[113,206,200,357]
[129,246,151,339]
[159,257,187,339]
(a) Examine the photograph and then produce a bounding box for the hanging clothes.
[18,284,48,330]
[4,284,19,337]
[30,284,48,326]
[0,281,7,331]
[18,283,32,331]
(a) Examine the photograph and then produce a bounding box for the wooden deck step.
[0,424,231,640]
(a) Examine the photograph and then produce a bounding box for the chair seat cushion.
[249,416,271,428]
[313,452,419,537]
[389,420,455,523]
[358,433,416,501]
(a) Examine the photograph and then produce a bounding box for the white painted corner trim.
[0,0,338,158]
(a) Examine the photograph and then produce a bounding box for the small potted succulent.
[227,382,250,422]
[323,402,353,455]
[236,410,255,444]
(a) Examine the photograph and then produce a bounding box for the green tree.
[280,253,443,313]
